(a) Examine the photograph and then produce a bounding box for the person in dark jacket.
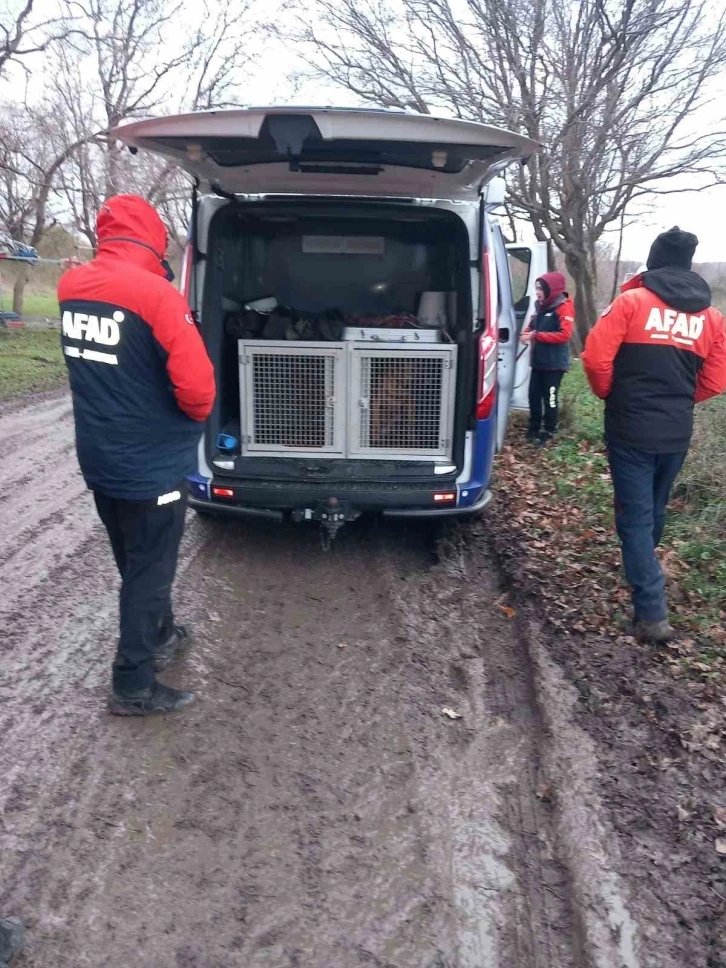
[521,271,575,443]
[58,195,216,715]
[582,227,726,644]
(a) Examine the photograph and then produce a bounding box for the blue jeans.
[606,443,688,622]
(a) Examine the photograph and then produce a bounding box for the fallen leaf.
[536,780,553,801]
[338,642,348,649]
[677,804,691,822]
[497,604,516,619]
[716,838,726,856]
[442,707,463,720]
[714,807,726,829]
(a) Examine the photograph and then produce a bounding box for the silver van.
[115,107,546,542]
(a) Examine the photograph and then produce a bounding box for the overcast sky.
[222,52,726,265]
[3,0,725,263]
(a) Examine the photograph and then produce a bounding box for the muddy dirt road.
[0,391,648,967]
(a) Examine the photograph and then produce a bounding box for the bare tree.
[0,100,88,311]
[2,0,56,75]
[289,0,726,337]
[51,0,258,243]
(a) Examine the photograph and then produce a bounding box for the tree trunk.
[547,240,557,272]
[12,267,28,316]
[106,142,122,200]
[565,251,598,349]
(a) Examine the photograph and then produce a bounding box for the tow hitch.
[291,497,359,550]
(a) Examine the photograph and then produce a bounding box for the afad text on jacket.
[58,195,216,500]
[581,267,726,453]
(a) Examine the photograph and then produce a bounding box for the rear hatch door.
[112,107,538,200]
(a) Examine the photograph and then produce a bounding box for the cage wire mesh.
[251,352,335,449]
[240,341,456,459]
[360,355,445,451]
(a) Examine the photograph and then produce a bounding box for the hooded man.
[58,195,216,715]
[520,270,575,443]
[582,227,726,643]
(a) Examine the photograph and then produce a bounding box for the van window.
[507,248,531,305]
[238,225,452,315]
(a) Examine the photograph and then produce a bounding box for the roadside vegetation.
[492,363,726,692]
[0,328,65,400]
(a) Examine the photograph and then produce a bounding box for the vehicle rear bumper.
[188,480,492,520]
[382,489,491,517]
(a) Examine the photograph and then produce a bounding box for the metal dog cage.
[238,340,457,461]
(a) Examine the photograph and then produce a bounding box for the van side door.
[505,242,549,410]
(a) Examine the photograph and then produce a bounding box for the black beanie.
[646,226,698,271]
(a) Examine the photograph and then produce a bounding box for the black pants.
[94,489,187,693]
[528,369,564,437]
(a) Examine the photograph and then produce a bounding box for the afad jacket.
[58,195,216,500]
[581,268,726,452]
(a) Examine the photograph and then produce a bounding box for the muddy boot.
[108,681,195,717]
[0,918,25,965]
[634,619,674,644]
[153,624,192,671]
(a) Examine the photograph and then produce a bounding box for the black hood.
[643,267,712,314]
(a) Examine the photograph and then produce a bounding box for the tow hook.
[320,497,346,551]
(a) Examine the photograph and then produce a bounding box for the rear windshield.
[215,219,463,315]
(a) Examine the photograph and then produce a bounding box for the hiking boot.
[0,918,25,964]
[634,619,674,644]
[526,430,540,444]
[537,432,555,447]
[108,681,195,717]
[153,624,192,671]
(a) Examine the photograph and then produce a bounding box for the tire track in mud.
[1,391,592,967]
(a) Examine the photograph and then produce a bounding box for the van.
[114,107,546,543]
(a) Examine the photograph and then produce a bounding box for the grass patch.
[0,291,60,319]
[0,328,66,400]
[22,292,61,318]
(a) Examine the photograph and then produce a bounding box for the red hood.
[96,195,168,277]
[537,271,567,307]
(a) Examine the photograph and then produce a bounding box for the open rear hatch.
[112,107,539,201]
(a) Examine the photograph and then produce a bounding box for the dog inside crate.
[365,356,444,451]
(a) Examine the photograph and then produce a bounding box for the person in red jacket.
[520,271,575,444]
[582,227,726,643]
[58,195,216,715]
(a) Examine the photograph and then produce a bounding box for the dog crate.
[349,346,457,459]
[239,342,346,457]
[238,340,457,460]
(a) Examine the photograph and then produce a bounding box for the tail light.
[476,245,498,420]
[212,486,235,499]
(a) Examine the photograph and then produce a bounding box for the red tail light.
[476,382,497,420]
[212,486,235,499]
[476,245,498,420]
